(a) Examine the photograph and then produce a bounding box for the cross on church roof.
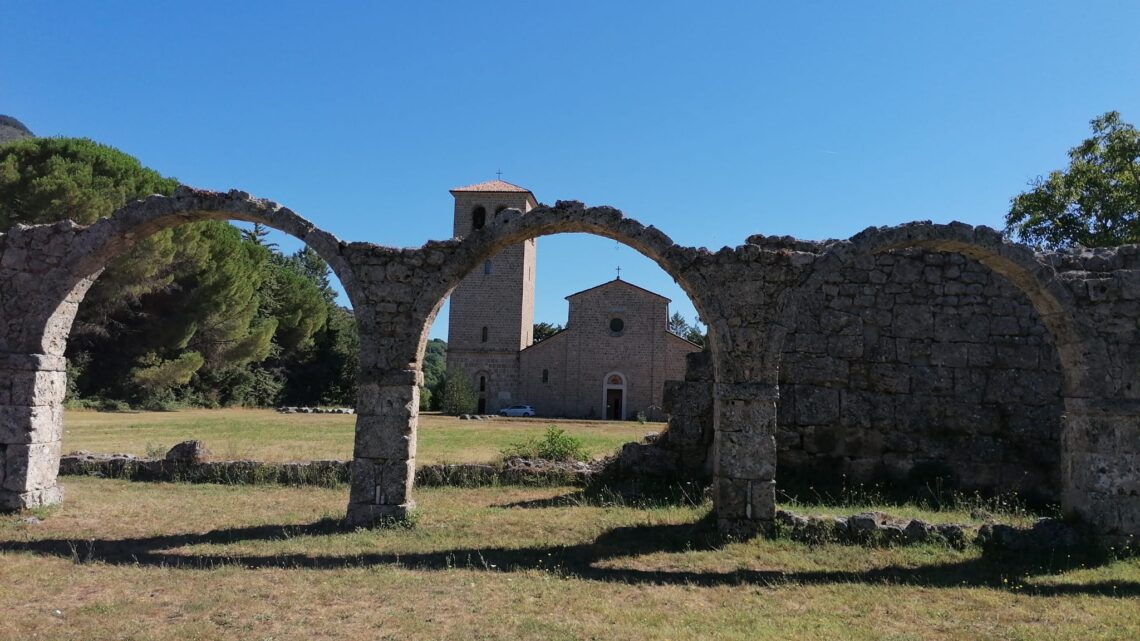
[496,169,503,179]
[616,266,622,280]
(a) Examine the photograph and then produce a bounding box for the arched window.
[481,326,488,342]
[484,260,492,275]
[479,376,486,392]
[542,369,549,383]
[472,206,486,230]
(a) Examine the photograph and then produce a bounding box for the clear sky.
[3,1,1138,340]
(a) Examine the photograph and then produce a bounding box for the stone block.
[868,364,910,394]
[827,334,863,358]
[929,343,968,368]
[377,459,415,505]
[894,305,934,338]
[7,370,68,406]
[795,386,840,425]
[714,430,775,480]
[0,404,63,444]
[715,477,748,518]
[356,383,418,418]
[716,398,776,433]
[911,366,954,395]
[349,458,380,506]
[353,415,416,460]
[344,501,416,528]
[1,440,60,493]
[0,484,62,511]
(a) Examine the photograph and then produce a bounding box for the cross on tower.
[616,266,622,280]
[496,169,503,180]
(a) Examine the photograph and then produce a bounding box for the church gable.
[565,279,669,340]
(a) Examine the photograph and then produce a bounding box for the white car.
[499,404,536,417]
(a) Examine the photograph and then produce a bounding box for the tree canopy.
[1,137,360,409]
[1005,111,1140,249]
[668,312,706,347]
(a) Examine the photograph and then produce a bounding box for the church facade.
[445,180,700,419]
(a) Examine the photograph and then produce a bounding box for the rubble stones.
[165,440,208,464]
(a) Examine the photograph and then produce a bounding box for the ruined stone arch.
[408,200,727,390]
[0,187,366,511]
[767,221,1097,521]
[373,200,757,525]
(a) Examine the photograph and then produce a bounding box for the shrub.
[501,426,588,462]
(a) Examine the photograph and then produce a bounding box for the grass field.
[62,408,656,464]
[2,477,1138,640]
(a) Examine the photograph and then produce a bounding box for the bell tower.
[445,179,537,413]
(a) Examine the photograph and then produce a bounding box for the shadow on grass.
[4,511,1138,598]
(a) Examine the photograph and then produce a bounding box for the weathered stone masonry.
[0,186,1138,539]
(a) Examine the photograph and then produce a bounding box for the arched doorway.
[603,372,626,420]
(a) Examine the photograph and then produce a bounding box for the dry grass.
[2,477,1138,640]
[62,408,655,464]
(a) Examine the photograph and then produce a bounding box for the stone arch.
[70,187,362,313]
[767,221,1095,520]
[0,187,365,511]
[367,200,744,527]
[774,222,1089,393]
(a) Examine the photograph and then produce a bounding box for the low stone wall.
[58,451,596,488]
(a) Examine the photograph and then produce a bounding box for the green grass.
[62,408,656,464]
[1,476,1138,640]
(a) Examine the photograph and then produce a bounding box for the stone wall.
[777,248,1065,501]
[0,188,1138,541]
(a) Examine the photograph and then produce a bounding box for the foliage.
[422,338,447,410]
[437,367,478,415]
[277,304,359,407]
[0,136,359,409]
[1005,111,1140,249]
[501,426,589,462]
[533,322,563,342]
[667,311,706,347]
[0,137,176,227]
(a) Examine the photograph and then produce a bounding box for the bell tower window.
[472,206,486,230]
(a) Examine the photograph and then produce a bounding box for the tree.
[668,311,689,335]
[533,322,563,343]
[1005,111,1140,249]
[241,222,279,250]
[0,137,176,228]
[667,312,706,348]
[0,137,320,408]
[437,367,477,415]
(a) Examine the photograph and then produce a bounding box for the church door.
[606,389,623,420]
[477,397,486,414]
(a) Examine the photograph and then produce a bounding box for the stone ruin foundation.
[1,186,1138,541]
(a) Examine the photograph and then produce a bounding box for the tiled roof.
[565,278,671,303]
[449,179,533,194]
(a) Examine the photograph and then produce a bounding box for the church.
[445,180,701,419]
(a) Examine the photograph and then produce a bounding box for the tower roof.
[449,179,533,196]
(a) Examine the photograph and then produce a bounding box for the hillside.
[0,115,34,144]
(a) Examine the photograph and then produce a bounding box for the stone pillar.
[712,382,778,537]
[344,371,419,527]
[0,353,67,510]
[1061,397,1140,540]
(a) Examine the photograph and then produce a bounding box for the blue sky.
[3,1,1138,339]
